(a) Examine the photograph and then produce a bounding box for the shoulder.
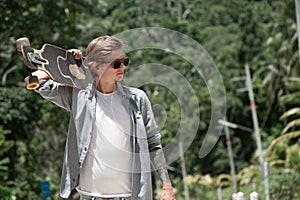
[120,85,148,100]
[73,82,95,100]
[122,85,145,94]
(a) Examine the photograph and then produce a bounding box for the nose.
[120,62,126,69]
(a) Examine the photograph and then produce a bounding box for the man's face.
[97,48,127,83]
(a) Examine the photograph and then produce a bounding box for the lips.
[116,70,124,75]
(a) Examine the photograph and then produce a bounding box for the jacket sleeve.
[139,91,170,182]
[35,79,74,111]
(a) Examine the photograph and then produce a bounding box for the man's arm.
[139,91,176,200]
[24,70,51,86]
[32,70,51,79]
[25,69,74,111]
[150,148,175,200]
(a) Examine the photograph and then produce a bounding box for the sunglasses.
[112,57,130,69]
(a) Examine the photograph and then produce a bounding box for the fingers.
[160,190,176,200]
[68,49,82,60]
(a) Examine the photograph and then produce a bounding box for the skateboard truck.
[27,52,44,65]
[24,74,39,90]
[16,37,40,90]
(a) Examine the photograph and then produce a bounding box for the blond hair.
[84,36,123,79]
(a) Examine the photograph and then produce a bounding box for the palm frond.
[237,165,260,185]
[279,93,300,104]
[269,159,285,167]
[284,77,300,89]
[279,107,300,120]
[261,72,273,88]
[216,174,231,187]
[267,131,300,152]
[282,119,300,134]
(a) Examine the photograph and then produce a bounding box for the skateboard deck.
[17,38,93,89]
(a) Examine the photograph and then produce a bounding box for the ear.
[95,64,108,79]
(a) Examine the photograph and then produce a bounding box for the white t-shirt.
[77,89,132,198]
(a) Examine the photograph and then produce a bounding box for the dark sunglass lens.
[113,60,121,69]
[123,58,129,66]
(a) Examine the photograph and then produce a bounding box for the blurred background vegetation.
[1,0,300,199]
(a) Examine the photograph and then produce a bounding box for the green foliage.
[0,126,14,199]
[266,77,300,199]
[269,168,300,200]
[0,86,70,199]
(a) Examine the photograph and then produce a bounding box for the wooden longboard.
[17,38,93,89]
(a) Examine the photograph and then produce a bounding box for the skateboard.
[16,37,93,90]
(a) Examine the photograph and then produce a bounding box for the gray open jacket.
[36,80,169,199]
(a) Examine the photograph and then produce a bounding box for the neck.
[96,79,116,94]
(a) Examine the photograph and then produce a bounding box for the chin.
[115,77,124,82]
[118,74,124,79]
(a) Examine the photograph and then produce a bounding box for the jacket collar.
[116,82,132,99]
[89,81,138,112]
[89,81,130,98]
[116,82,140,113]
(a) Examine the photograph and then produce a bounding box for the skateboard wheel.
[16,37,30,52]
[25,76,39,90]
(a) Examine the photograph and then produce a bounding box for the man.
[29,36,175,200]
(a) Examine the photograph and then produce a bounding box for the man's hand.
[25,70,50,81]
[161,181,176,200]
[69,49,82,60]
